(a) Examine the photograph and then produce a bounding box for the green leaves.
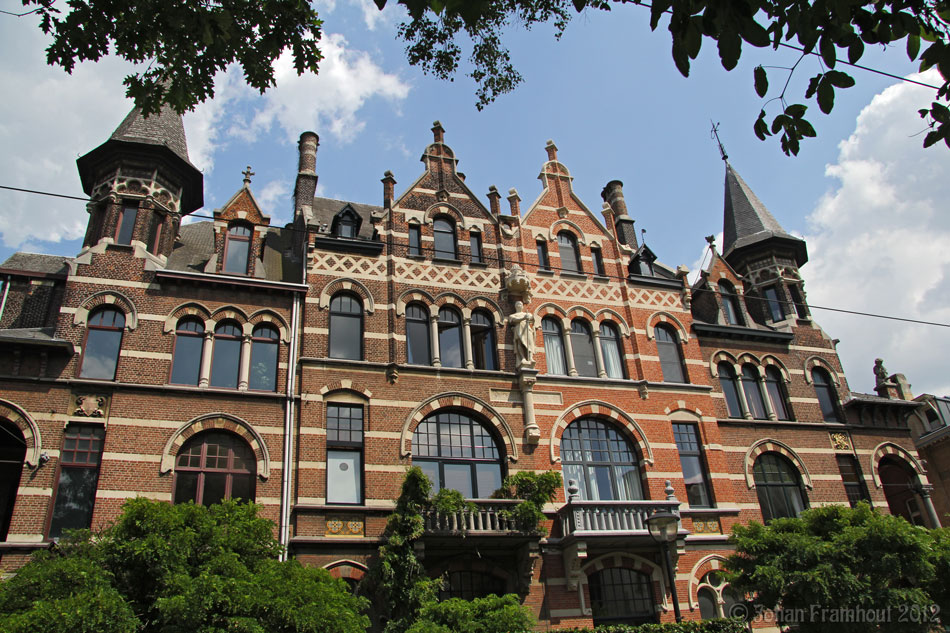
[754,65,768,97]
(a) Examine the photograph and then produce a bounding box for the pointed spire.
[110,105,193,165]
[722,162,806,266]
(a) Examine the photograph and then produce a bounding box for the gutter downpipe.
[279,292,301,561]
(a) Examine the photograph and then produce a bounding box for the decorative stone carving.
[74,395,107,418]
[517,541,541,594]
[562,540,588,590]
[873,358,890,386]
[509,301,535,368]
[505,264,532,302]
[326,516,364,537]
[829,432,852,451]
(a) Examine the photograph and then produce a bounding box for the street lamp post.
[647,490,682,623]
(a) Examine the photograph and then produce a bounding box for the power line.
[2,182,948,329]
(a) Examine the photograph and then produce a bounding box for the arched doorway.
[0,419,27,540]
[879,457,926,526]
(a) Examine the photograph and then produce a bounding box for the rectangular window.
[469,233,483,264]
[408,225,422,256]
[763,285,786,322]
[836,455,870,507]
[146,212,163,254]
[115,205,138,245]
[591,248,606,276]
[788,284,809,318]
[537,241,550,271]
[326,404,363,504]
[672,423,712,508]
[49,425,105,539]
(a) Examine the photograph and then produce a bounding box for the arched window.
[0,419,26,541]
[406,303,431,365]
[765,366,791,420]
[433,216,457,259]
[334,209,359,238]
[210,321,242,389]
[741,365,767,420]
[570,319,597,377]
[80,307,125,380]
[413,411,503,498]
[439,570,506,601]
[561,419,643,500]
[599,322,624,379]
[753,452,807,522]
[879,457,927,526]
[470,310,496,370]
[718,362,742,418]
[588,568,655,625]
[249,324,279,391]
[542,317,566,375]
[438,307,464,368]
[812,367,840,422]
[697,571,740,619]
[174,431,256,506]
[115,204,139,245]
[655,324,686,383]
[557,231,581,273]
[223,223,252,275]
[170,317,204,385]
[329,293,363,360]
[719,282,743,326]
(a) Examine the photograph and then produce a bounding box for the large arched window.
[697,571,740,620]
[718,362,742,418]
[406,303,431,365]
[570,319,597,377]
[223,223,252,275]
[879,457,926,526]
[413,411,503,498]
[170,317,204,385]
[812,368,840,422]
[542,317,566,375]
[174,431,256,506]
[561,419,643,500]
[433,217,457,259]
[654,324,686,383]
[599,322,624,379]
[80,307,126,380]
[557,231,581,273]
[741,365,767,420]
[329,293,363,360]
[249,324,279,391]
[438,307,464,368]
[210,321,242,388]
[439,570,506,601]
[588,568,656,625]
[753,453,807,522]
[0,419,26,541]
[765,366,791,420]
[719,282,743,326]
[470,310,497,370]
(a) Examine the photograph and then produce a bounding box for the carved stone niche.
[505,264,532,302]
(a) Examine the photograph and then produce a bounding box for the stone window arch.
[160,414,270,480]
[550,401,654,467]
[400,394,517,463]
[73,290,138,331]
[318,278,375,316]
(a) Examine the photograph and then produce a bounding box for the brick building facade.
[0,107,940,628]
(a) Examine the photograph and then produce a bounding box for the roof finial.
[242,165,254,187]
[710,120,728,161]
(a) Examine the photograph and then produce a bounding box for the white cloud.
[803,70,950,397]
[256,179,293,224]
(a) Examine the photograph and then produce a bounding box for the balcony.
[421,499,527,535]
[559,499,681,536]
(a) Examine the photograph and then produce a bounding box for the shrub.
[407,594,534,633]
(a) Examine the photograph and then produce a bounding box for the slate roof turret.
[110,106,193,166]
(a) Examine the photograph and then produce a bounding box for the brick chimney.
[487,186,501,216]
[382,170,396,209]
[432,120,445,144]
[601,180,638,247]
[545,139,558,162]
[294,132,319,225]
[507,188,521,217]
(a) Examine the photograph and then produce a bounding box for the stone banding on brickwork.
[394,288,437,317]
[317,278,376,315]
[707,350,739,377]
[645,311,689,343]
[0,399,42,468]
[760,354,791,381]
[548,400,654,466]
[399,392,517,463]
[744,438,813,490]
[73,290,138,330]
[593,308,631,336]
[869,442,927,488]
[163,301,212,333]
[210,305,250,324]
[159,413,270,479]
[802,355,841,385]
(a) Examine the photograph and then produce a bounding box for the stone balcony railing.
[559,499,681,536]
[422,499,527,534]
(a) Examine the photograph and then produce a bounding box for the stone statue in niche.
[509,301,535,368]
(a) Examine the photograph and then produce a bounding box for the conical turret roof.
[722,163,806,265]
[110,106,193,166]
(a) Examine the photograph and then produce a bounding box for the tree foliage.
[23,0,323,115]
[406,594,535,633]
[725,503,950,633]
[0,499,368,633]
[377,0,950,154]
[492,470,562,533]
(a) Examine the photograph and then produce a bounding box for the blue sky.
[1,0,948,396]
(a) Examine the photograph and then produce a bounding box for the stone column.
[919,484,942,528]
[429,313,441,367]
[238,333,252,390]
[562,320,577,377]
[198,328,214,387]
[734,364,752,419]
[592,329,607,378]
[519,369,540,444]
[462,315,474,370]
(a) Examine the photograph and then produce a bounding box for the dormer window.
[719,281,743,326]
[334,208,359,238]
[224,223,252,275]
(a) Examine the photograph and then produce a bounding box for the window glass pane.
[599,323,623,378]
[813,370,840,421]
[115,206,137,244]
[171,329,203,386]
[210,336,241,388]
[80,328,122,379]
[557,232,580,272]
[613,465,643,500]
[174,471,199,504]
[592,248,605,276]
[407,305,431,365]
[475,463,502,498]
[763,286,785,321]
[471,311,496,370]
[249,339,278,390]
[224,234,250,274]
[765,367,790,420]
[443,463,474,498]
[571,321,597,377]
[434,218,456,258]
[754,454,805,521]
[417,460,440,492]
[200,473,227,506]
[718,363,743,418]
[742,366,767,419]
[655,326,685,383]
[588,465,613,500]
[330,313,362,360]
[438,309,464,368]
[49,466,101,539]
[542,319,566,375]
[230,473,254,503]
[537,242,550,270]
[146,212,163,253]
[470,234,483,263]
[589,568,654,623]
[720,283,742,325]
[327,450,362,504]
[408,225,422,256]
[698,588,718,619]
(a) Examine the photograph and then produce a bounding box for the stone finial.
[432,120,445,144]
[242,166,254,187]
[545,139,558,162]
[507,188,521,216]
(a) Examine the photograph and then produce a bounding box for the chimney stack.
[545,139,558,162]
[298,131,319,175]
[507,188,521,216]
[602,180,638,247]
[432,120,445,144]
[382,170,396,209]
[487,186,501,215]
[294,132,320,225]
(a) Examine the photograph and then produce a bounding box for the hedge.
[548,618,747,633]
